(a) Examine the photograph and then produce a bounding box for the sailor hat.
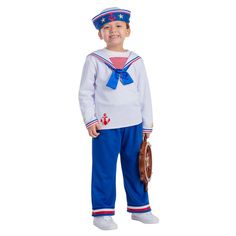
[92,7,131,30]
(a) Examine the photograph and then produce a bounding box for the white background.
[1,0,236,235]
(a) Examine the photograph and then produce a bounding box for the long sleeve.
[79,55,99,128]
[137,59,153,134]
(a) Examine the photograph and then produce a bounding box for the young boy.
[79,7,159,230]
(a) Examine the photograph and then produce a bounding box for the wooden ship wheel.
[139,136,153,191]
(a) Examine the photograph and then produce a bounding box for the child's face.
[98,21,130,49]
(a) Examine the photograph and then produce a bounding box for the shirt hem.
[99,120,142,130]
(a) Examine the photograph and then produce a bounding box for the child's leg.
[120,123,151,213]
[91,129,121,217]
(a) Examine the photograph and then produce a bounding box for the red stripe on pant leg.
[127,206,151,212]
[92,211,115,216]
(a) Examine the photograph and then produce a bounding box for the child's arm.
[137,59,153,139]
[79,55,99,136]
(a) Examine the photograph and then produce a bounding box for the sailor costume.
[79,8,154,217]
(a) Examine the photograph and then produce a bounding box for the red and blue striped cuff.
[127,204,151,213]
[86,119,99,129]
[92,208,115,217]
[143,128,153,134]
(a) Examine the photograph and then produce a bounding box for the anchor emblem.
[100,113,111,126]
[108,13,116,21]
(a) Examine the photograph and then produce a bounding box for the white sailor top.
[79,49,153,133]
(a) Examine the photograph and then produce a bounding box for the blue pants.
[91,123,151,216]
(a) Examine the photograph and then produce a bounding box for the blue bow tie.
[105,64,134,89]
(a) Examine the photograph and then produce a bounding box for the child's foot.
[93,216,118,230]
[131,212,159,224]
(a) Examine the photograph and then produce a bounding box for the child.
[79,7,159,230]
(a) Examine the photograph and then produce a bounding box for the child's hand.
[87,123,101,138]
[143,133,150,140]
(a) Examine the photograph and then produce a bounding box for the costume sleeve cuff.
[85,118,99,129]
[142,128,153,134]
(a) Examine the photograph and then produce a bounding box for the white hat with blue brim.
[92,7,131,30]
